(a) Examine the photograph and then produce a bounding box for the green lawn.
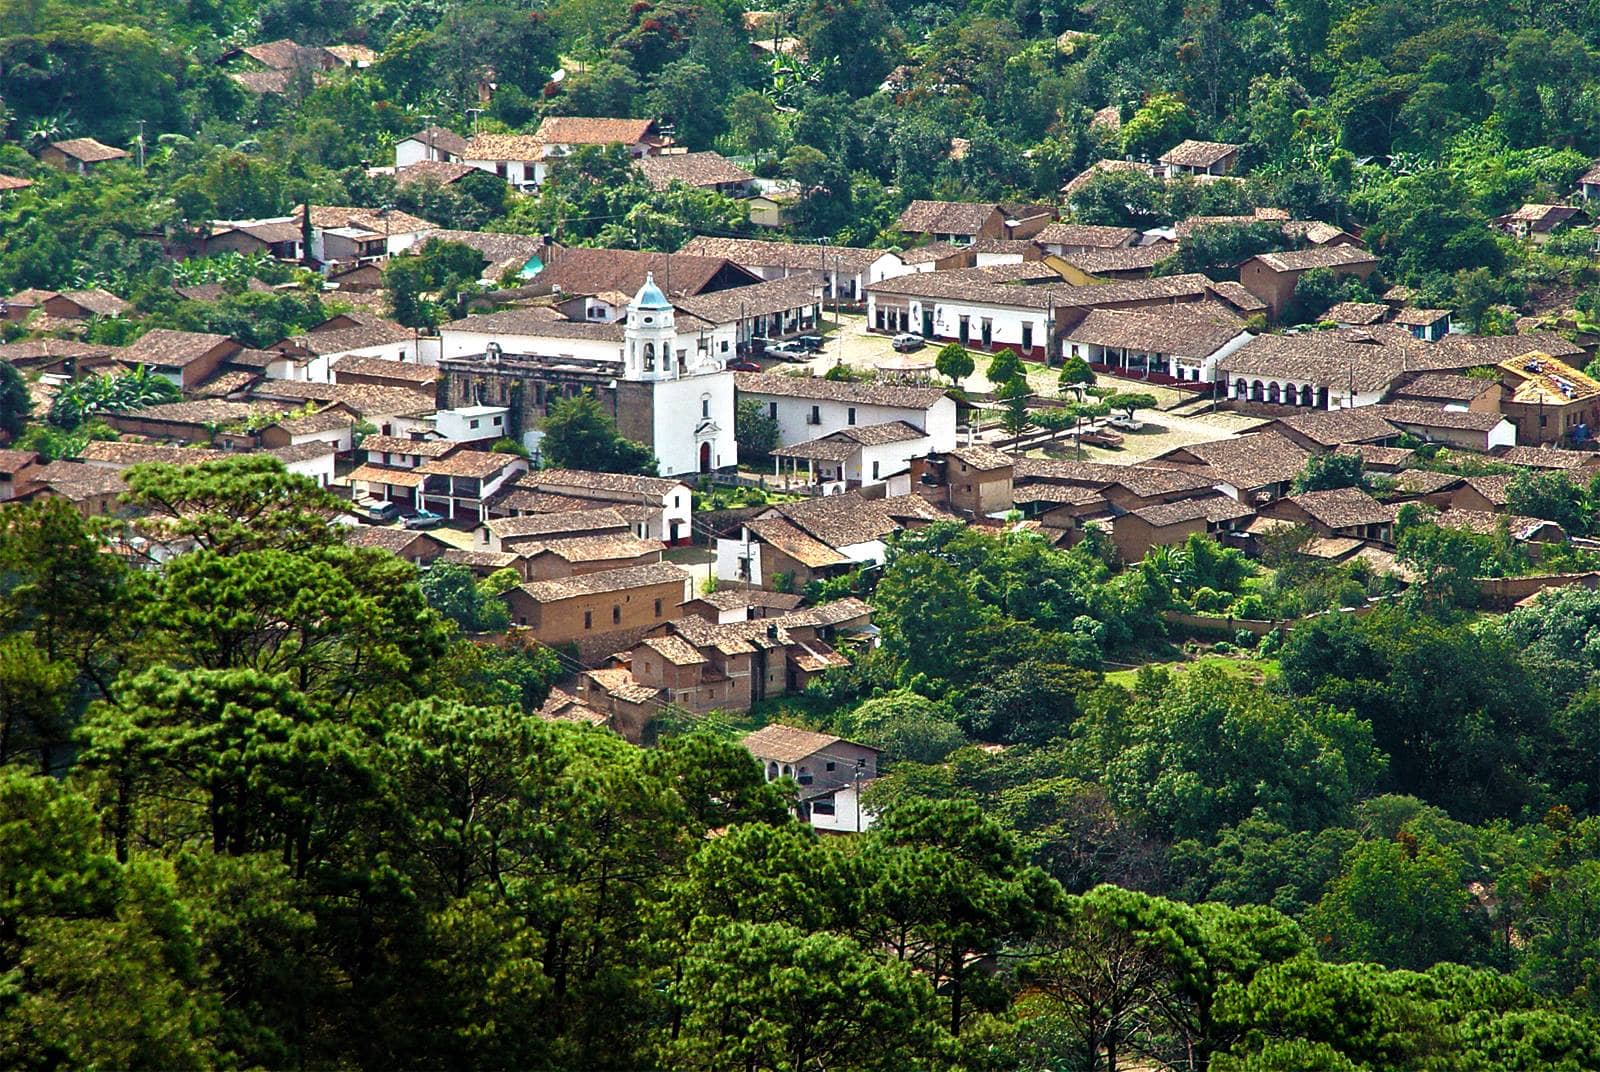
[1104,653,1281,689]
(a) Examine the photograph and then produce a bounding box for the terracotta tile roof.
[1062,159,1153,197]
[1158,139,1243,168]
[1497,445,1600,470]
[1128,493,1253,527]
[0,448,38,475]
[414,229,548,268]
[1272,407,1401,447]
[946,444,1015,470]
[108,398,271,425]
[896,200,1002,234]
[584,667,661,705]
[268,408,353,436]
[0,338,119,365]
[735,371,948,410]
[0,174,33,191]
[1219,334,1408,394]
[1057,242,1175,274]
[1015,456,1217,495]
[463,133,544,160]
[331,355,437,384]
[303,204,436,236]
[1392,307,1452,327]
[536,116,660,145]
[539,248,754,298]
[1336,443,1415,470]
[678,236,888,275]
[688,589,804,612]
[866,267,1214,309]
[402,125,469,155]
[47,138,129,163]
[393,160,476,188]
[419,450,522,479]
[1158,432,1310,487]
[637,151,753,191]
[16,459,126,499]
[1461,474,1513,505]
[521,533,662,563]
[745,516,850,567]
[230,69,296,94]
[487,508,631,539]
[441,305,626,342]
[1285,486,1398,528]
[1064,304,1244,356]
[326,43,377,65]
[174,279,273,302]
[743,724,866,763]
[242,38,334,69]
[1208,280,1269,313]
[1424,331,1585,369]
[249,380,436,417]
[1250,245,1378,273]
[1435,509,1564,541]
[1326,301,1387,325]
[1034,223,1138,248]
[1392,469,1463,496]
[1369,403,1508,433]
[1390,372,1493,403]
[439,547,521,570]
[674,273,823,322]
[60,288,127,316]
[343,526,438,553]
[517,561,689,602]
[639,633,708,666]
[360,434,460,458]
[347,463,427,488]
[1495,203,1581,232]
[896,242,963,265]
[522,468,688,498]
[124,328,235,369]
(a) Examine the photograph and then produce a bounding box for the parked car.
[764,341,809,361]
[402,508,447,530]
[794,334,824,352]
[726,358,762,372]
[1078,429,1124,448]
[1106,413,1143,431]
[892,333,926,352]
[354,499,400,523]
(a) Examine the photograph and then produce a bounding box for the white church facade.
[435,275,737,478]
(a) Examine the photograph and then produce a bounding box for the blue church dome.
[631,272,672,311]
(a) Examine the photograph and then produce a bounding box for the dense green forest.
[15,0,1600,1067]
[6,0,1600,315]
[8,458,1600,1069]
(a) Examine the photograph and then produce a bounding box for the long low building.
[678,236,912,304]
[734,372,957,454]
[864,267,1245,362]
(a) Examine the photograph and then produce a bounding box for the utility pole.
[420,113,435,161]
[466,107,484,132]
[135,119,146,170]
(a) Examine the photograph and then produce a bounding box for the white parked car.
[1106,413,1143,431]
[891,333,926,353]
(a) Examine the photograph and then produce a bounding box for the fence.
[1474,571,1600,609]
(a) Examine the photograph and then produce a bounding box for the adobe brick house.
[1497,352,1600,447]
[39,138,129,175]
[121,328,241,390]
[1238,246,1379,323]
[502,561,691,653]
[1110,494,1254,562]
[910,445,1016,516]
